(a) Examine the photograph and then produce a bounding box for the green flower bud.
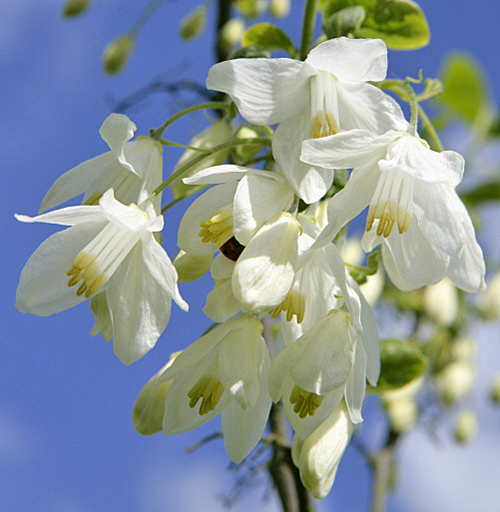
[170,120,232,200]
[490,372,500,404]
[179,5,207,41]
[62,0,92,17]
[269,0,290,18]
[219,18,245,55]
[103,34,134,75]
[454,410,477,444]
[133,353,180,436]
[173,250,213,283]
[232,125,266,163]
[231,45,271,60]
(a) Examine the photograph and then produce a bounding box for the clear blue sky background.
[3,1,500,511]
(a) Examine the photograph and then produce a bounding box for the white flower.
[39,113,163,213]
[207,37,405,203]
[16,189,187,365]
[301,129,486,292]
[157,314,272,463]
[291,402,353,499]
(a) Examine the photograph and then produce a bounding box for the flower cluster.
[16,37,486,500]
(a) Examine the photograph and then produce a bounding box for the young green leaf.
[242,22,295,57]
[323,6,366,38]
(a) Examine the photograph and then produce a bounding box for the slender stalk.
[130,0,166,35]
[151,102,230,141]
[299,0,319,60]
[371,430,400,512]
[216,0,233,63]
[418,105,443,152]
[378,79,419,136]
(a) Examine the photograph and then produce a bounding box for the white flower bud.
[232,125,265,164]
[436,360,474,407]
[170,120,232,199]
[450,337,475,362]
[384,397,418,433]
[454,409,477,444]
[478,273,500,320]
[133,353,181,436]
[235,0,267,18]
[490,371,500,404]
[219,18,245,54]
[269,0,290,18]
[423,278,459,326]
[173,250,213,282]
[292,402,353,499]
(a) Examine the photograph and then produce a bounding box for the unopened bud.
[133,353,180,436]
[103,34,134,75]
[436,361,474,407]
[450,337,475,362]
[454,410,477,444]
[179,5,207,41]
[231,45,271,59]
[89,292,112,341]
[490,372,500,404]
[423,278,459,326]
[173,250,213,282]
[384,397,418,433]
[478,273,500,320]
[62,0,92,17]
[232,125,265,163]
[219,18,245,54]
[269,0,290,18]
[170,120,232,199]
[235,0,267,18]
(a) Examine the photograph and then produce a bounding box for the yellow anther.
[289,385,325,418]
[188,376,225,416]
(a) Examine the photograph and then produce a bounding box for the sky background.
[2,1,500,511]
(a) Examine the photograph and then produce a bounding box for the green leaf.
[462,181,500,206]
[323,6,366,38]
[439,52,490,124]
[321,0,430,50]
[373,339,428,392]
[242,23,295,57]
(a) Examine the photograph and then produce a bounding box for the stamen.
[188,375,225,416]
[289,385,325,418]
[270,289,306,323]
[310,73,340,138]
[199,207,234,247]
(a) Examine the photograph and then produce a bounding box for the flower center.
[270,288,306,323]
[310,73,340,139]
[188,375,225,415]
[366,169,415,237]
[289,384,325,418]
[66,220,142,298]
[199,207,234,247]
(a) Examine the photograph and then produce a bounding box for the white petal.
[99,189,153,232]
[380,135,464,186]
[16,205,104,227]
[16,222,104,316]
[232,213,299,313]
[306,37,388,83]
[204,279,241,322]
[344,339,366,424]
[89,292,113,341]
[106,244,171,365]
[99,113,137,174]
[221,381,272,463]
[273,108,335,203]
[337,83,408,133]
[233,172,294,245]
[39,152,117,213]
[207,58,317,125]
[183,164,253,185]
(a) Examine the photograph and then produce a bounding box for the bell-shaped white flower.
[291,402,353,499]
[301,129,486,292]
[39,114,163,214]
[157,314,272,463]
[207,37,406,203]
[16,189,187,365]
[177,164,295,257]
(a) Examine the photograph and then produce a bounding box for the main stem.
[371,430,400,512]
[299,0,319,60]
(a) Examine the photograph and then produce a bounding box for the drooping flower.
[157,314,272,463]
[207,37,406,203]
[39,113,163,213]
[301,129,486,292]
[16,189,187,365]
[291,402,353,499]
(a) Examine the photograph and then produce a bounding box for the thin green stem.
[299,0,319,60]
[418,105,443,152]
[143,137,272,206]
[161,185,204,214]
[130,0,166,35]
[160,140,212,153]
[151,102,230,141]
[378,79,419,136]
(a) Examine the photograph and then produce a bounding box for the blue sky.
[3,1,500,511]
